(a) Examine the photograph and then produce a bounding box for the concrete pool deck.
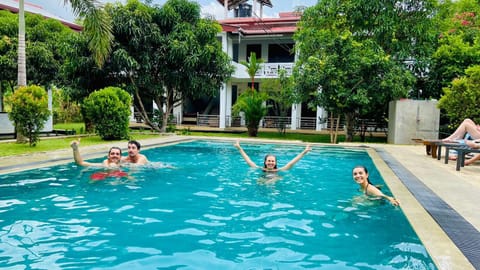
[0,135,479,269]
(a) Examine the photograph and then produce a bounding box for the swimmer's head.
[352,165,371,184]
[264,154,277,169]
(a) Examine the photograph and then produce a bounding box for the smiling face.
[352,167,368,184]
[264,155,277,170]
[108,148,122,164]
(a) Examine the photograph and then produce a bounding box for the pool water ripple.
[0,141,436,269]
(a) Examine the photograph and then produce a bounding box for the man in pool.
[234,140,311,172]
[122,140,149,165]
[70,140,122,167]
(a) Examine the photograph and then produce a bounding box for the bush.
[82,87,132,140]
[232,89,268,137]
[8,85,50,146]
[438,65,480,127]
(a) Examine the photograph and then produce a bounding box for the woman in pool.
[70,140,122,167]
[234,140,311,172]
[352,165,399,206]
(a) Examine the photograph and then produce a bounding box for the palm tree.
[240,52,263,91]
[15,0,112,142]
[234,52,268,136]
[17,0,26,86]
[17,0,112,87]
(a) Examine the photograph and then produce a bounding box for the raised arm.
[278,144,311,171]
[70,140,102,167]
[234,140,258,168]
[71,140,90,166]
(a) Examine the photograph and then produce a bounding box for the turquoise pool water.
[0,140,436,269]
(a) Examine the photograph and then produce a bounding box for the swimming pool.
[0,140,436,269]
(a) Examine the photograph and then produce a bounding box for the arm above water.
[278,144,311,171]
[234,140,259,168]
[70,140,102,167]
[365,184,400,206]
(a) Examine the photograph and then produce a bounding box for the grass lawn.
[0,123,386,157]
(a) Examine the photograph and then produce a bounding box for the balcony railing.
[255,63,294,78]
[232,62,294,79]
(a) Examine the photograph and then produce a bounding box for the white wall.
[388,99,440,144]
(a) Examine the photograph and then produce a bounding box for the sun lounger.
[413,139,442,158]
[442,144,480,171]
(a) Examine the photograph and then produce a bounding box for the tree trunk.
[17,0,26,87]
[247,125,258,137]
[344,112,355,142]
[15,0,27,143]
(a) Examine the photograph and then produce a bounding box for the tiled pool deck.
[1,136,479,269]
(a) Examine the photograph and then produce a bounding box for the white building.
[176,0,328,131]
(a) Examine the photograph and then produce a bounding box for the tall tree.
[62,0,233,132]
[16,0,112,87]
[294,0,420,142]
[0,11,78,107]
[241,52,263,91]
[17,0,26,86]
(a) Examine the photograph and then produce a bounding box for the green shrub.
[232,89,268,137]
[8,85,50,146]
[438,65,480,127]
[82,87,132,140]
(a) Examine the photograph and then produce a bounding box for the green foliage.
[261,70,297,134]
[232,90,268,137]
[0,10,78,88]
[240,52,264,89]
[8,85,50,146]
[71,0,234,133]
[52,87,83,124]
[428,0,480,98]
[82,87,132,140]
[438,65,480,127]
[294,0,422,141]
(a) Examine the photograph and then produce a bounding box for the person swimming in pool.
[234,140,311,172]
[122,140,149,165]
[352,165,399,206]
[70,140,122,167]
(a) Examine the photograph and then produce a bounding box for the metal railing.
[197,114,219,127]
[188,114,388,134]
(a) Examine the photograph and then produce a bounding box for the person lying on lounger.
[352,165,399,206]
[234,140,311,172]
[460,141,480,166]
[443,118,480,142]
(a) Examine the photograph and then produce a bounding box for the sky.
[26,0,318,22]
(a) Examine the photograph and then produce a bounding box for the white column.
[219,83,227,128]
[290,103,298,130]
[44,88,53,131]
[172,101,182,124]
[226,81,232,127]
[219,32,230,129]
[316,106,327,131]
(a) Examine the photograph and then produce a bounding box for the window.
[233,44,239,62]
[246,44,262,61]
[268,44,294,63]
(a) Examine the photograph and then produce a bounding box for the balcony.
[232,62,294,79]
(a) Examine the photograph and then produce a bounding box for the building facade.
[176,1,328,131]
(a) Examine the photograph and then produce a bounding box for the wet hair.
[353,165,372,184]
[263,154,278,169]
[128,140,141,150]
[108,147,122,155]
